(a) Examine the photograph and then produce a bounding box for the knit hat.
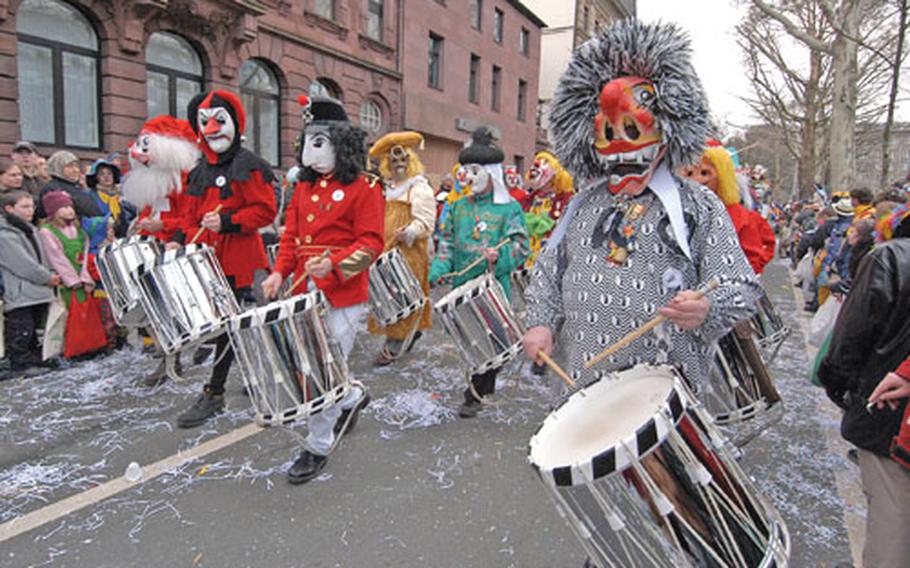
[458,127,504,165]
[42,190,73,218]
[47,151,79,180]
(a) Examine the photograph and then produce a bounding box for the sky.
[637,0,909,130]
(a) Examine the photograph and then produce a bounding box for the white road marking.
[0,423,263,543]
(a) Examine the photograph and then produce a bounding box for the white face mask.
[462,163,491,193]
[301,132,336,175]
[198,107,236,154]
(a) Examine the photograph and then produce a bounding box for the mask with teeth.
[593,76,665,194]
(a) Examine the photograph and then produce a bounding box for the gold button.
[311,194,319,202]
[304,235,313,244]
[306,214,315,222]
[319,179,328,188]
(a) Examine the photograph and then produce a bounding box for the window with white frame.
[16,0,100,147]
[240,60,281,166]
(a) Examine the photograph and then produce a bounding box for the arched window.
[359,99,383,136]
[17,0,100,148]
[239,60,280,166]
[309,78,342,101]
[146,32,203,119]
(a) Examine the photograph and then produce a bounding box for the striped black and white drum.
[750,292,791,362]
[136,244,239,354]
[510,265,532,303]
[228,290,352,426]
[434,273,525,374]
[96,235,160,327]
[369,248,426,327]
[529,364,790,568]
[706,328,783,427]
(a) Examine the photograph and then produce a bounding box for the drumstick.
[189,204,224,245]
[440,239,511,280]
[584,278,720,369]
[283,250,330,298]
[537,351,576,388]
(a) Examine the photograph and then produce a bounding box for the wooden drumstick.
[283,250,330,298]
[441,239,511,280]
[189,204,224,245]
[537,351,576,388]
[584,278,720,369]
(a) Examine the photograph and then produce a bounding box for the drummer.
[429,127,529,418]
[365,131,436,366]
[522,20,762,390]
[171,91,277,429]
[262,94,383,484]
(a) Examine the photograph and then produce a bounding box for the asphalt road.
[0,258,857,568]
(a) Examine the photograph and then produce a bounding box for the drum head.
[529,365,685,483]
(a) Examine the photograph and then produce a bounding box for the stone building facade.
[399,0,544,180]
[0,0,405,171]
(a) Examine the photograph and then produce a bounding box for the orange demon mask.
[593,76,664,193]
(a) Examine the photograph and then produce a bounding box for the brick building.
[399,0,544,180]
[524,0,634,138]
[0,0,405,171]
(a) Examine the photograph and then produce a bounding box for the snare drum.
[529,364,790,568]
[434,273,525,374]
[136,244,239,354]
[96,236,160,327]
[705,325,783,426]
[750,292,791,362]
[228,290,352,426]
[369,248,427,328]
[510,265,532,306]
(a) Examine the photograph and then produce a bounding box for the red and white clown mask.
[198,107,235,154]
[527,158,555,192]
[130,132,153,167]
[504,166,522,189]
[593,76,665,194]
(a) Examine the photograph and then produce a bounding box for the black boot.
[192,344,215,365]
[333,391,371,436]
[287,450,327,485]
[177,388,224,428]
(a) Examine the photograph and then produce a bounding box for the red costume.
[180,91,276,288]
[725,203,774,274]
[274,174,385,307]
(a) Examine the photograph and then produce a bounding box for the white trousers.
[305,302,367,456]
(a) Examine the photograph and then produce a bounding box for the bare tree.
[881,0,908,187]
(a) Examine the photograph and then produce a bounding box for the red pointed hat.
[141,115,197,144]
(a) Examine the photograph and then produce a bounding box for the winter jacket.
[818,238,910,456]
[37,177,103,220]
[0,213,54,311]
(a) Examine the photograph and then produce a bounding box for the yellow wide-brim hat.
[368,131,424,159]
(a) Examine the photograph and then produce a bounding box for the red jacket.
[274,174,384,308]
[726,203,771,274]
[138,189,195,243]
[180,170,276,288]
[750,210,776,272]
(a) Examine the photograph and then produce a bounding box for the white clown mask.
[301,131,336,175]
[198,107,235,154]
[461,163,491,194]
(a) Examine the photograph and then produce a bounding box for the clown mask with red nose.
[198,107,236,154]
[594,76,665,194]
[504,166,522,190]
[527,158,555,192]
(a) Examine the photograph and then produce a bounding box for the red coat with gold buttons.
[273,173,385,308]
[179,169,277,288]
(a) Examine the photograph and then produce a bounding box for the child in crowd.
[0,191,61,373]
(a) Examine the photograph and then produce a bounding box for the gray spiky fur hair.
[550,19,713,184]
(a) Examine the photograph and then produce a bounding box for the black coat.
[818,238,910,456]
[36,177,103,220]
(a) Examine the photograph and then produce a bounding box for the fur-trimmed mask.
[550,19,712,194]
[594,76,664,193]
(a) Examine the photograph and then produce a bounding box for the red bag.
[64,295,109,358]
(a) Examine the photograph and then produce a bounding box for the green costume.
[429,189,529,298]
[41,223,88,308]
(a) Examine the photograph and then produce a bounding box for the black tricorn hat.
[458,127,504,165]
[298,94,349,126]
